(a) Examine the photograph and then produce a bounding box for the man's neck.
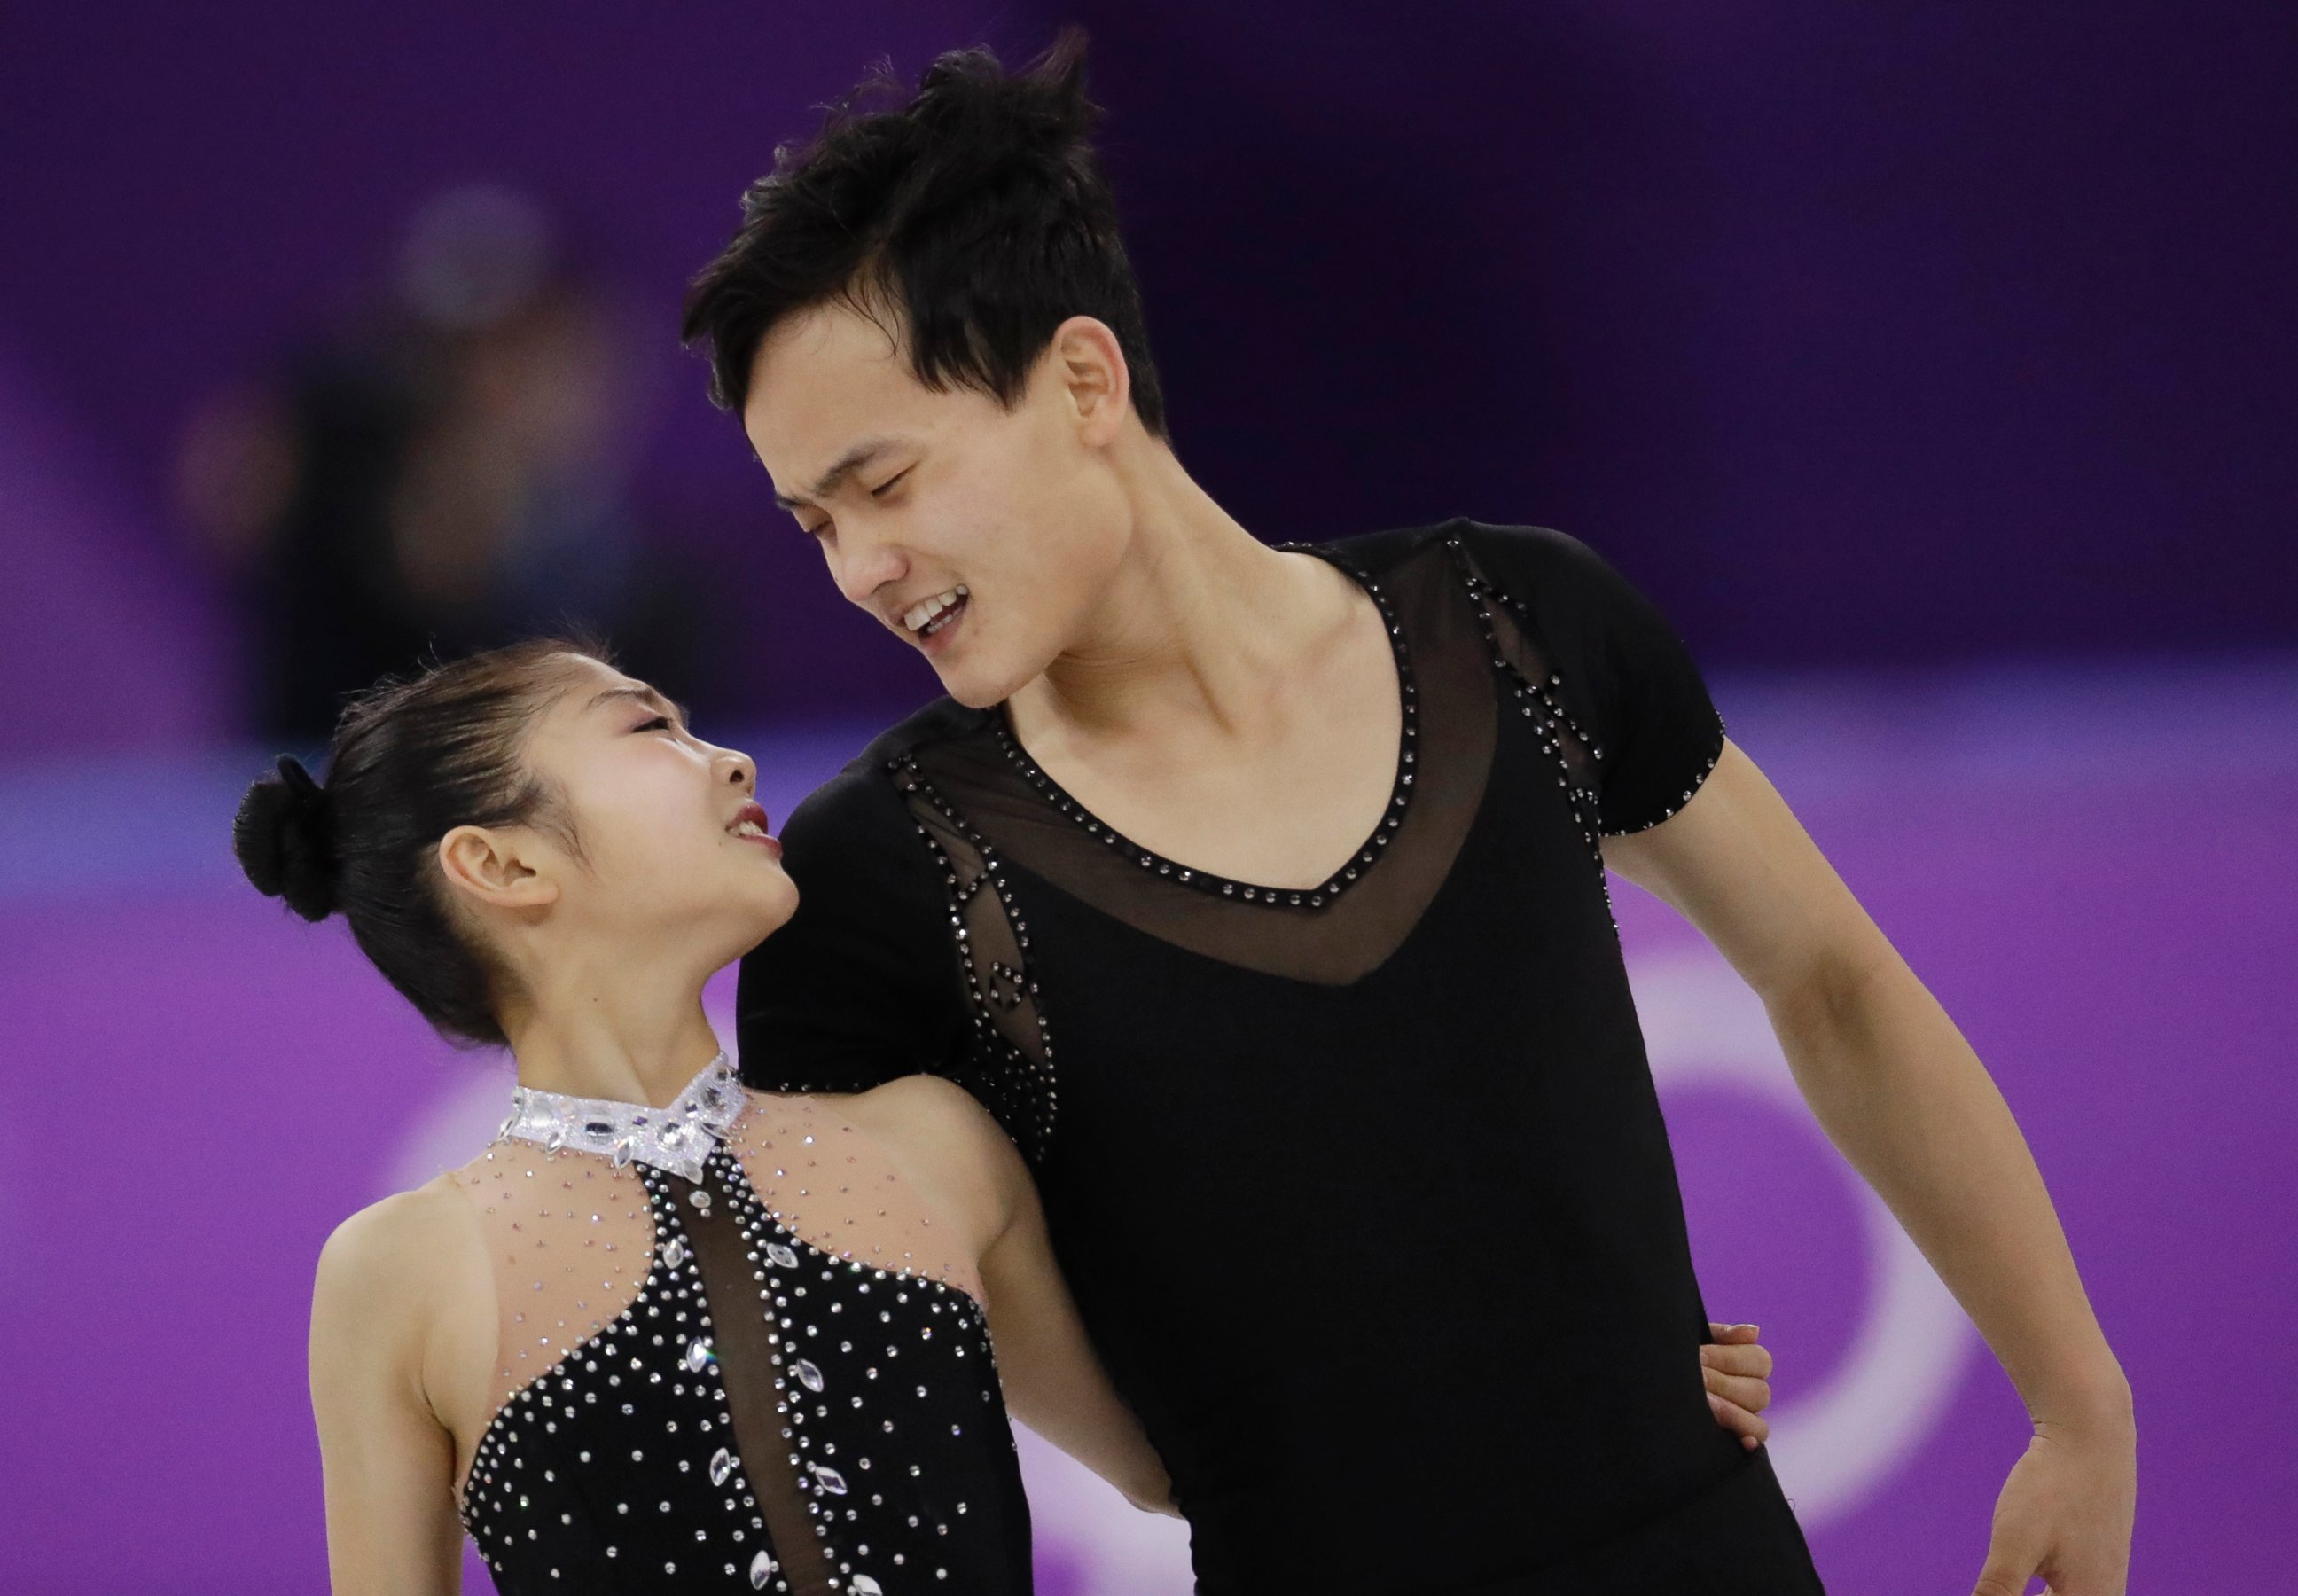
[1008,445,1364,748]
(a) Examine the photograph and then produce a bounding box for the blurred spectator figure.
[178,184,694,740]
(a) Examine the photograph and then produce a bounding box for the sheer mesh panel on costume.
[722,1093,984,1303]
[890,756,1063,1158]
[447,1091,983,1584]
[709,1094,986,1593]
[893,540,1500,989]
[449,1141,658,1428]
[1442,535,1610,865]
[681,1155,837,1596]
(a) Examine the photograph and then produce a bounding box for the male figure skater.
[692,38,2134,1595]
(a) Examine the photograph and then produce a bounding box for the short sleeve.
[735,762,972,1092]
[1461,522,1727,835]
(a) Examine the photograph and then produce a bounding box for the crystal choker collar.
[496,1052,744,1181]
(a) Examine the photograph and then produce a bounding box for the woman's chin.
[740,885,802,943]
[672,892,800,974]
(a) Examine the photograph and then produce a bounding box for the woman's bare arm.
[975,1154,1177,1514]
[309,1183,475,1594]
[850,1076,1177,1514]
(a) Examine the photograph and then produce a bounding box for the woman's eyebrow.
[588,685,691,727]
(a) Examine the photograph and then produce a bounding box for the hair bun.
[233,755,340,921]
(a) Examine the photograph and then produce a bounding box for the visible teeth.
[903,587,966,634]
[731,820,767,839]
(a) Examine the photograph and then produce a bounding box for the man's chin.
[933,653,1035,711]
[941,674,1010,710]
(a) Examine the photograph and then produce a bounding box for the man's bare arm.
[1604,737,2134,1596]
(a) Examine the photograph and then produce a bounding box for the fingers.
[1703,1326,1776,1447]
[1700,1341,1775,1380]
[1968,1554,2037,1596]
[1969,1522,2044,1596]
[1707,1393,1770,1450]
[1702,1365,1772,1414]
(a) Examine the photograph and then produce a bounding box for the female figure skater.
[238,639,1172,1595]
[243,639,1778,1593]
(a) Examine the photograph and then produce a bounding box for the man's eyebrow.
[587,685,690,726]
[772,436,899,510]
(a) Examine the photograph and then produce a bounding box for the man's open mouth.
[903,585,969,638]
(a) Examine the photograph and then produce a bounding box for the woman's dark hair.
[232,637,606,1049]
[681,31,1167,436]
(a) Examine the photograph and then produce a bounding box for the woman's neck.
[498,951,725,1110]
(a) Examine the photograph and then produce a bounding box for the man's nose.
[831,520,907,609]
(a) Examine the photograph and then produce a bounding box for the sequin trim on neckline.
[496,1053,743,1181]
[984,541,1420,911]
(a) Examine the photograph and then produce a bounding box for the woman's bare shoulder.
[794,1076,1025,1260]
[312,1173,483,1352]
[824,1075,1011,1162]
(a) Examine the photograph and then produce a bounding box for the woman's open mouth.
[726,801,783,859]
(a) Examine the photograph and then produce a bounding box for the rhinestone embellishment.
[985,541,1420,911]
[457,1099,1013,1596]
[496,1053,743,1180]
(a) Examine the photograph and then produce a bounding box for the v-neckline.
[987,542,1421,910]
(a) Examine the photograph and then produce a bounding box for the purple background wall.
[6,674,2294,1592]
[1067,0,2298,663]
[3,0,2294,744]
[4,2,2293,1591]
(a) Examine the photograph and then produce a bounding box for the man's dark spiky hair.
[681,31,1167,436]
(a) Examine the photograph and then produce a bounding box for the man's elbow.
[1760,937,1898,1059]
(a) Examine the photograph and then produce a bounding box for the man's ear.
[1050,315,1131,446]
[437,825,560,912]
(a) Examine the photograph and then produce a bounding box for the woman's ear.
[437,825,561,912]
